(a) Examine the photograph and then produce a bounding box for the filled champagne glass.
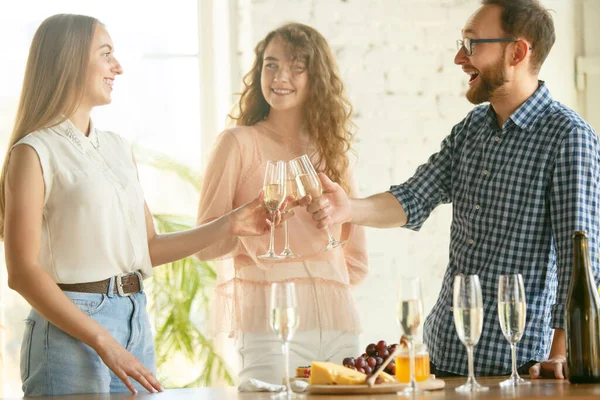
[396,278,424,395]
[270,282,301,398]
[498,274,530,387]
[289,154,345,251]
[453,274,489,392]
[258,160,286,260]
[280,165,301,258]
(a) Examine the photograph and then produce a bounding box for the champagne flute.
[279,165,301,258]
[453,274,489,392]
[258,160,286,260]
[289,154,345,251]
[498,274,530,387]
[270,282,301,398]
[396,278,424,395]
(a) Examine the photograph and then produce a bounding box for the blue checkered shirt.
[389,82,600,376]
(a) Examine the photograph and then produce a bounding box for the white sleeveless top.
[12,119,153,283]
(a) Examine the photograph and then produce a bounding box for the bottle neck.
[572,235,599,293]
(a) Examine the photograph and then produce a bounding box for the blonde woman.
[196,23,368,384]
[2,14,280,396]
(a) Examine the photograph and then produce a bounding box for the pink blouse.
[196,122,368,338]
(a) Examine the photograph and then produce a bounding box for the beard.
[466,49,509,105]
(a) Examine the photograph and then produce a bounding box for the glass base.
[258,251,285,260]
[324,239,346,251]
[455,377,489,392]
[270,391,304,399]
[279,248,301,258]
[397,388,427,396]
[499,374,530,387]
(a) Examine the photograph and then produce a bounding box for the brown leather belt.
[58,272,143,296]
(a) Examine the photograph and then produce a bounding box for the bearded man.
[306,0,600,379]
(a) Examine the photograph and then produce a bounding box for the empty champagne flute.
[280,165,301,258]
[396,277,424,395]
[258,160,286,260]
[270,282,301,398]
[453,274,489,392]
[289,154,345,251]
[498,274,530,387]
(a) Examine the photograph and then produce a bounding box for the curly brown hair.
[229,22,355,193]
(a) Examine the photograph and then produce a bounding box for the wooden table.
[8,377,600,399]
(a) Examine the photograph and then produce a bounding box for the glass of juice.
[395,344,431,383]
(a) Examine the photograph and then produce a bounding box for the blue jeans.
[20,277,156,396]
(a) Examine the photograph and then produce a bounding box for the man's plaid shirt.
[389,82,600,375]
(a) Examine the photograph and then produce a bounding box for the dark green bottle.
[565,231,600,383]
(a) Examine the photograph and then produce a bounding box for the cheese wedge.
[308,361,396,385]
[309,362,366,385]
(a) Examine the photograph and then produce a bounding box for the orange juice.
[395,346,430,383]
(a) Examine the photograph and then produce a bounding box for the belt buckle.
[115,272,143,296]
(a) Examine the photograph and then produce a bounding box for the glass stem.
[408,339,417,390]
[282,342,292,393]
[324,226,336,243]
[467,345,475,383]
[511,343,518,378]
[268,211,276,254]
[283,220,290,250]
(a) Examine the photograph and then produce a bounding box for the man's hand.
[306,173,351,229]
[529,357,566,379]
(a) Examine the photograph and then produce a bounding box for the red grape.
[379,348,390,358]
[355,357,366,369]
[367,357,376,368]
[363,365,373,375]
[377,340,387,353]
[366,343,377,356]
[375,356,384,365]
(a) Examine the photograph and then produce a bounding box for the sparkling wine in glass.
[396,278,424,395]
[280,165,301,258]
[258,160,286,260]
[270,282,301,398]
[453,274,489,392]
[289,154,345,251]
[498,274,530,387]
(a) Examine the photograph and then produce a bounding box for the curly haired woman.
[196,22,368,384]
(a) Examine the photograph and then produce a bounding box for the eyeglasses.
[456,37,519,56]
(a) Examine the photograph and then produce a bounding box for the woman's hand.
[94,335,163,394]
[229,191,283,236]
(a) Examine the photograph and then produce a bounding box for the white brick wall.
[235,0,581,356]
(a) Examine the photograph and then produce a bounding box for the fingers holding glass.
[289,154,345,251]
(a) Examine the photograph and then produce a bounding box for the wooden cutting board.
[306,377,445,395]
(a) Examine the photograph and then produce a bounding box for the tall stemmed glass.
[453,274,489,392]
[498,274,530,387]
[289,154,345,251]
[396,278,424,395]
[258,160,286,260]
[270,282,301,398]
[279,165,301,258]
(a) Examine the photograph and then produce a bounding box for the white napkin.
[238,378,309,392]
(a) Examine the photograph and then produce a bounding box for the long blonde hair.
[229,22,355,193]
[0,14,99,239]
